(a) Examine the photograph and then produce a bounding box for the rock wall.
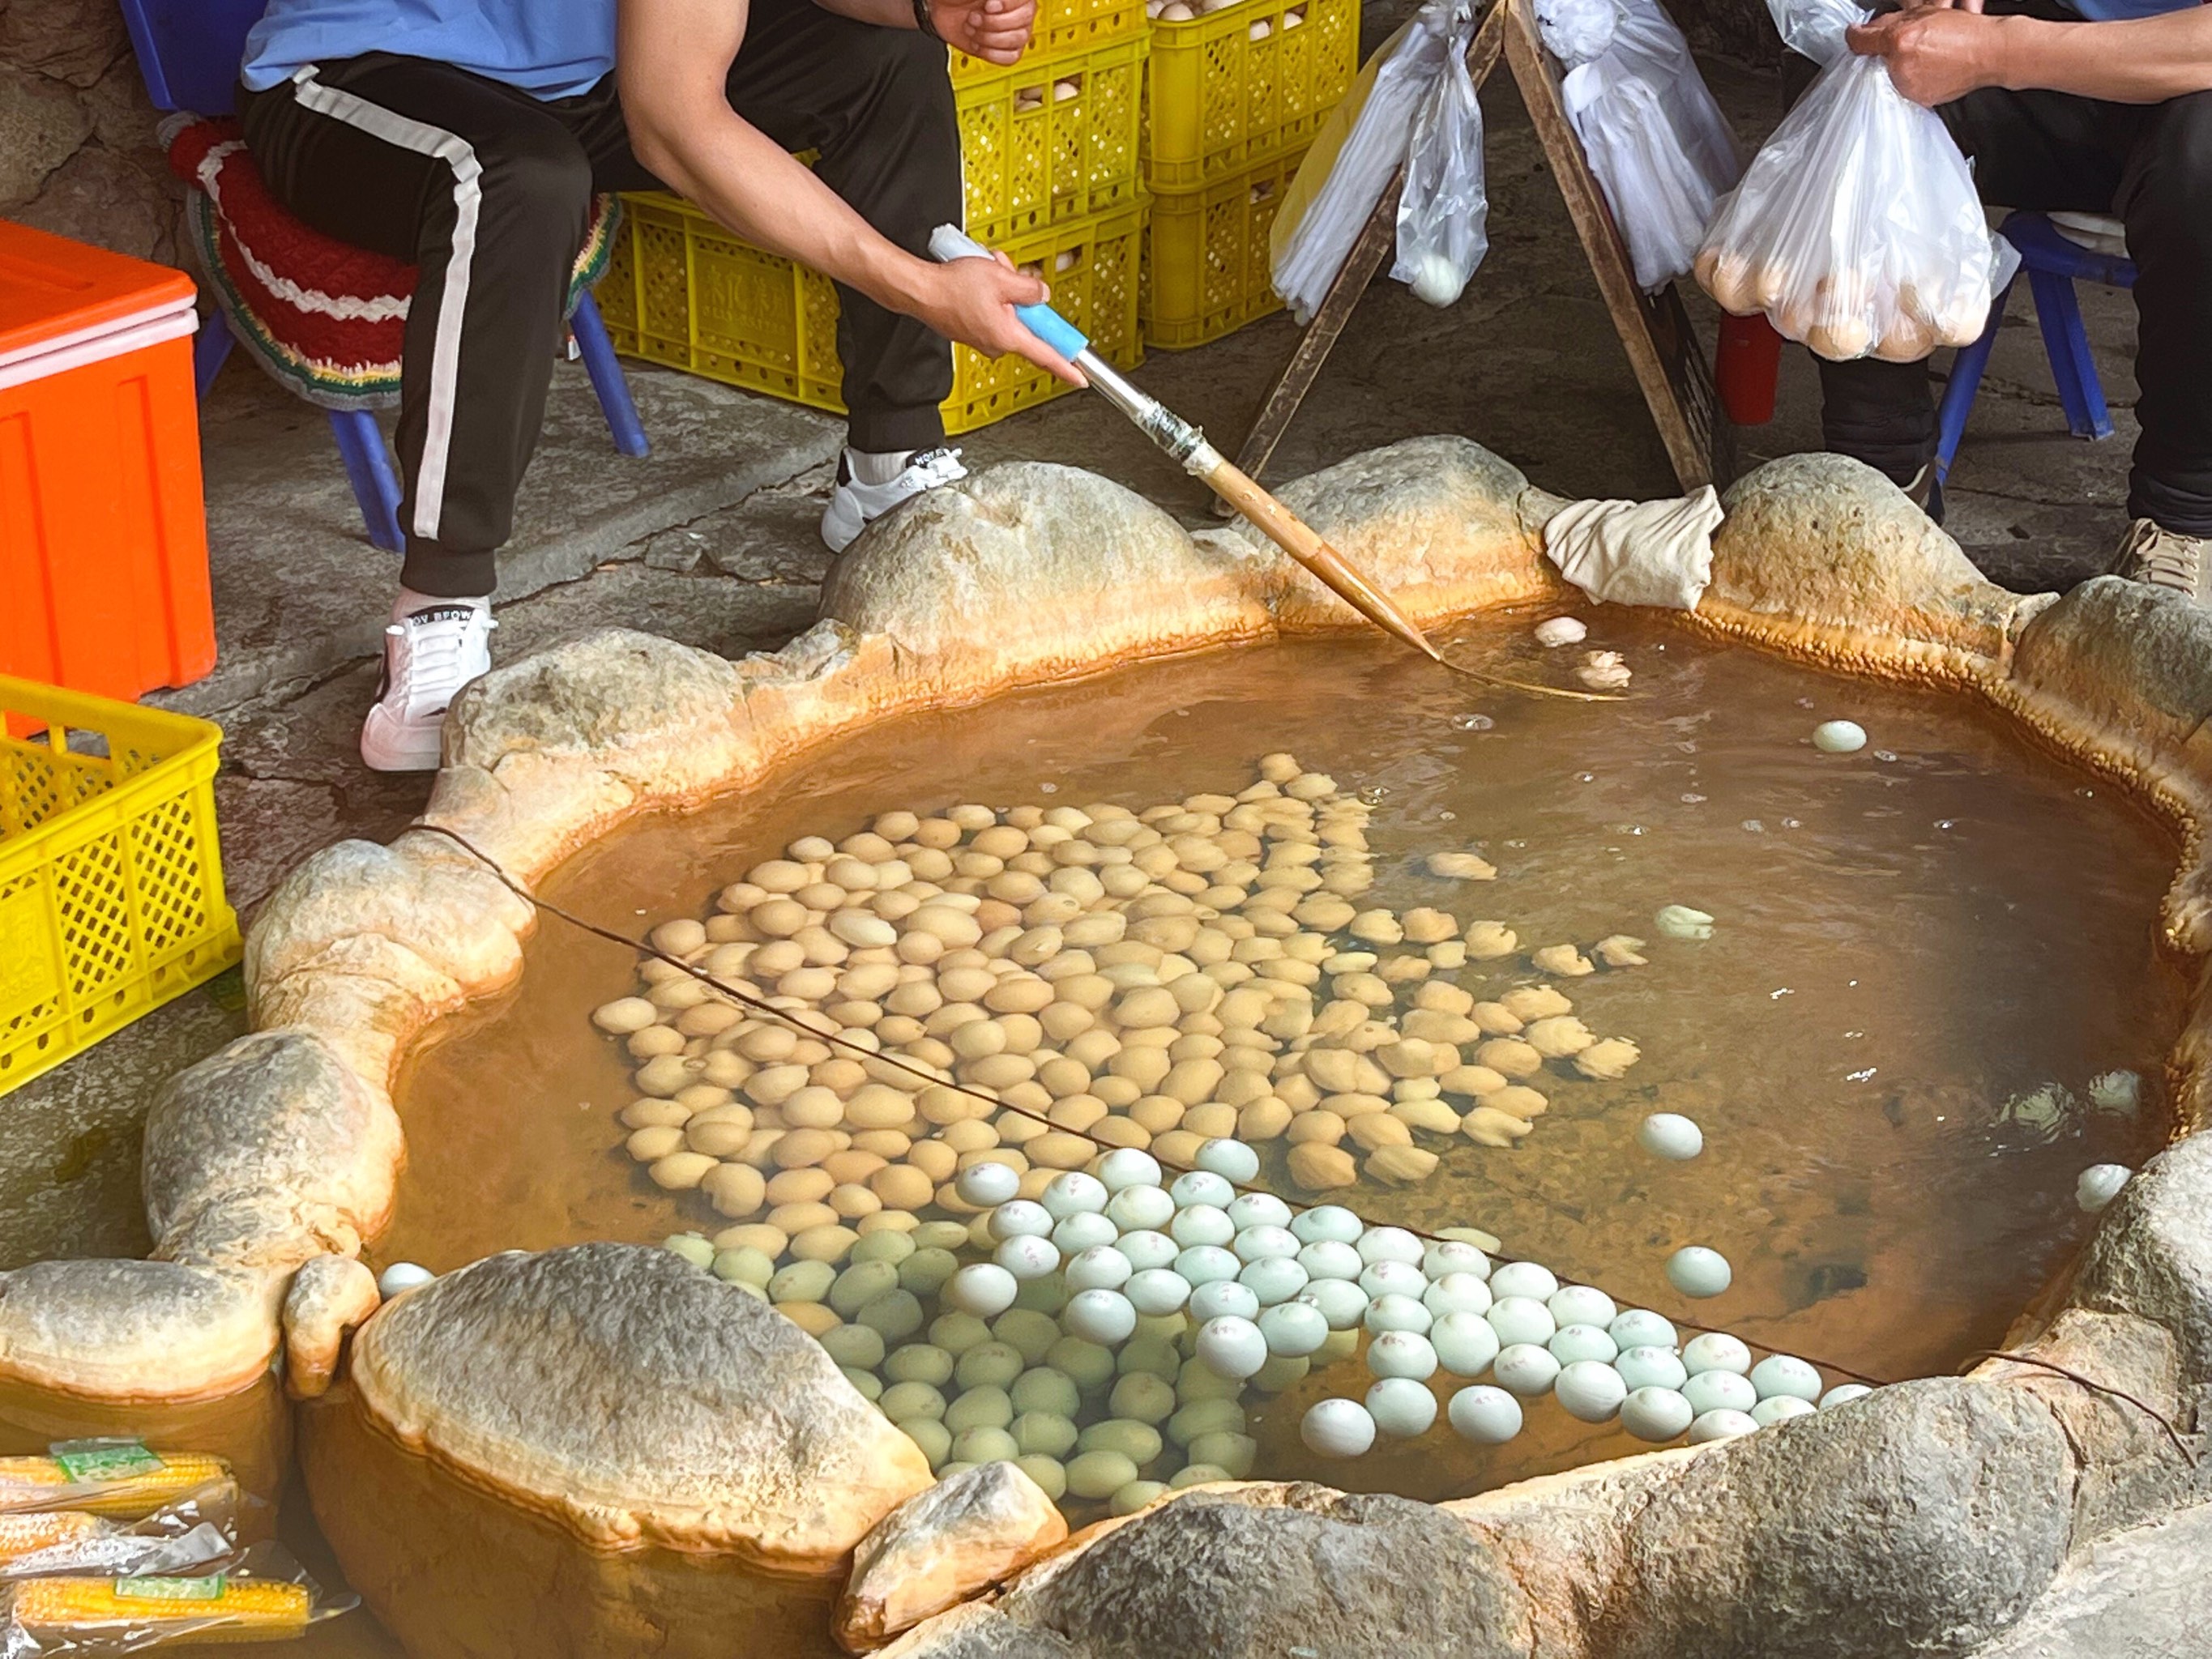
[2,0,181,266]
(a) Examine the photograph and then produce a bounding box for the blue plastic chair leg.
[2026,268,2114,441]
[192,309,234,400]
[327,408,405,552]
[570,292,649,458]
[1934,279,2011,486]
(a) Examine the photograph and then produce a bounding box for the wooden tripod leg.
[1228,174,1403,488]
[1230,1,1510,489]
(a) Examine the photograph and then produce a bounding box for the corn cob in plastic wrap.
[5,1573,312,1652]
[0,1523,103,1576]
[0,1448,233,1522]
[1,1546,353,1653]
[0,1499,238,1585]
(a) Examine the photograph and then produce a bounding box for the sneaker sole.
[360,706,445,773]
[821,494,866,555]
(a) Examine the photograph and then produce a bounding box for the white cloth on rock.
[1542,487,1723,610]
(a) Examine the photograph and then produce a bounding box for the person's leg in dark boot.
[1815,356,1942,512]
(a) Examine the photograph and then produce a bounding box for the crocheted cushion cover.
[169,118,620,412]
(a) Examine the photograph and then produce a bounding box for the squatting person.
[236,0,1079,770]
[1830,0,2212,598]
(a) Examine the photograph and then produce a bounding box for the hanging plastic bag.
[1272,3,1457,322]
[1545,0,1743,292]
[1390,2,1488,307]
[1692,0,1993,361]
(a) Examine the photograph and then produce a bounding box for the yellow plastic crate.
[955,33,1151,241]
[598,196,1145,435]
[1142,0,1358,191]
[950,0,1147,82]
[0,678,240,1098]
[1141,144,1300,348]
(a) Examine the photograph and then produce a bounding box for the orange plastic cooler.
[0,221,214,701]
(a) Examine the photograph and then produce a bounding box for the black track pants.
[1800,3,2212,536]
[238,0,961,595]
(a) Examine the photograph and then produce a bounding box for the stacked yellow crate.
[1138,0,1360,348]
[597,0,1151,434]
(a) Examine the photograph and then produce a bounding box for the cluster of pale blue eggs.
[1292,1247,1870,1457]
[946,1137,1868,1467]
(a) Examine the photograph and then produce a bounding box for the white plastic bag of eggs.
[1690,0,1994,362]
[590,752,1655,1240]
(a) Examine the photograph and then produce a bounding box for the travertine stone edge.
[2,440,2207,1659]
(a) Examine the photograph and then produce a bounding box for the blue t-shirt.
[241,0,615,99]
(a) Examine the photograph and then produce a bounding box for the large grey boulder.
[305,1243,933,1659]
[822,462,1269,689]
[141,1028,402,1268]
[2001,577,2212,955]
[1220,434,1556,626]
[1967,1500,2212,1659]
[2071,1133,2212,1391]
[1592,1379,2075,1659]
[900,1483,1534,1659]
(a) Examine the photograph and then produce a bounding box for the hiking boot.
[2109,518,2212,608]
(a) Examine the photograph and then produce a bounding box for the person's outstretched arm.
[1848,0,2212,105]
[618,0,1081,382]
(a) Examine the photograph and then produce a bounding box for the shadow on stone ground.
[0,35,2144,1264]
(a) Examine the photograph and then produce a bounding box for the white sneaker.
[820,446,967,553]
[359,602,496,773]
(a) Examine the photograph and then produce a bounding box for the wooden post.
[1232,0,1730,494]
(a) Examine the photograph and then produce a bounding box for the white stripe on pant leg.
[293,68,480,544]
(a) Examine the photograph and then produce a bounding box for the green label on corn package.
[51,1438,164,1482]
[114,1576,225,1602]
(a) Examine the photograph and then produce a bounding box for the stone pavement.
[0,41,2146,1267]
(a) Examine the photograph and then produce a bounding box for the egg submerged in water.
[2077,1163,2131,1212]
[377,1261,434,1298]
[1301,1397,1377,1458]
[1665,1246,1732,1299]
[1448,1384,1523,1444]
[1638,1112,1704,1161]
[1813,719,1868,753]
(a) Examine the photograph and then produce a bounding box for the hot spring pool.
[391,607,2180,1512]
